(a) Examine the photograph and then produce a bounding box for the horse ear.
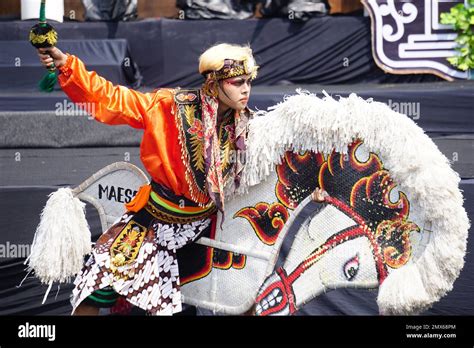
[241,91,469,315]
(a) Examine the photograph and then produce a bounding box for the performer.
[37,43,258,315]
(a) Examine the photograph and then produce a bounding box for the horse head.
[255,141,425,315]
[238,91,469,316]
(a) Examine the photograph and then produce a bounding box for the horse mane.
[238,90,469,314]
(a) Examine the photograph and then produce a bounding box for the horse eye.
[343,254,360,281]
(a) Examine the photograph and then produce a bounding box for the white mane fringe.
[240,90,470,315]
[26,188,91,303]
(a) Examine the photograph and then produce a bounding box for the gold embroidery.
[110,221,146,268]
[184,104,205,173]
[144,202,216,224]
[184,104,196,125]
[29,30,58,46]
[214,58,258,80]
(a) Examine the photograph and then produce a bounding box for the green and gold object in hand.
[29,0,58,92]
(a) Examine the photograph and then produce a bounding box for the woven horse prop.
[29,92,470,315]
[180,91,469,315]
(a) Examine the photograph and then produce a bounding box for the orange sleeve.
[58,54,154,129]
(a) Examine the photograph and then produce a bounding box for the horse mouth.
[255,288,284,315]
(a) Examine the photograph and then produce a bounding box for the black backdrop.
[0,17,441,91]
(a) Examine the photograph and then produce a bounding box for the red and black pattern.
[276,151,324,209]
[255,140,420,315]
[212,249,247,270]
[178,214,247,284]
[275,140,416,261]
[177,214,216,285]
[234,202,289,245]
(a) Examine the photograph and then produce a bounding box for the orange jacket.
[58,54,207,204]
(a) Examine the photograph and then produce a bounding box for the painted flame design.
[276,151,324,209]
[235,202,289,245]
[275,139,419,269]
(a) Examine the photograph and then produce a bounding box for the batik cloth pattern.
[71,210,211,315]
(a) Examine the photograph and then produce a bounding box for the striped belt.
[144,182,216,224]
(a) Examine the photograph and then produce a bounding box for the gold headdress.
[204,58,259,81]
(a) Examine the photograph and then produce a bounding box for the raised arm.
[38,47,154,129]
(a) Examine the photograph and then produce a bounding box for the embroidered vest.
[173,89,236,205]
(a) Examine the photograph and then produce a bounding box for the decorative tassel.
[28,0,58,93]
[25,188,91,303]
[39,69,57,92]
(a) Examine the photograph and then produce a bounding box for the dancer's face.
[217,74,252,111]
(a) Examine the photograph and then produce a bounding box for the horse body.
[57,92,468,316]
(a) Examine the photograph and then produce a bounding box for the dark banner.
[0,17,441,91]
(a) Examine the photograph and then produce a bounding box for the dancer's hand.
[37,47,68,69]
[311,188,328,202]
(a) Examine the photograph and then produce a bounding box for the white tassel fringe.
[26,187,91,302]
